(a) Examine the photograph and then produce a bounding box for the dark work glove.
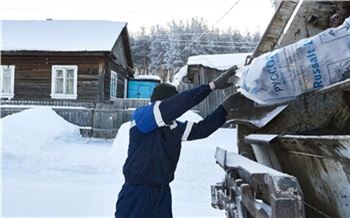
[222,92,255,112]
[212,65,238,90]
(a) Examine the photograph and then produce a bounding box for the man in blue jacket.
[115,65,238,218]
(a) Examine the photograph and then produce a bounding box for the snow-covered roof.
[134,75,161,81]
[187,53,251,71]
[1,20,127,52]
[173,66,188,85]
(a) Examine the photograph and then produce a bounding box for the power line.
[160,42,257,48]
[210,0,241,28]
[131,32,252,37]
[165,40,258,44]
[180,0,241,54]
[138,39,259,44]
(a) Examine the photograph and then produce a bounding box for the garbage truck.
[210,1,350,217]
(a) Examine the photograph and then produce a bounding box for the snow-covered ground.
[2,107,237,218]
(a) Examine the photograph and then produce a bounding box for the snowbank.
[3,107,78,151]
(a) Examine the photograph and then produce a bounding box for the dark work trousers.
[115,182,172,218]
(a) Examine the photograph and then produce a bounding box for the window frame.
[51,65,78,99]
[0,65,15,99]
[110,70,117,99]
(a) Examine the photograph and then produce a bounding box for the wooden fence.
[0,99,150,139]
[0,85,223,139]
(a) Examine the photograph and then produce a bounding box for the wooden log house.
[182,53,251,117]
[1,20,137,138]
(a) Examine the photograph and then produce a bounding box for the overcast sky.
[1,0,275,33]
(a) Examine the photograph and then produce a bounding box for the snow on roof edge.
[134,75,161,81]
[187,53,251,71]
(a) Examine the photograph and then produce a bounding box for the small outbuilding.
[180,53,251,117]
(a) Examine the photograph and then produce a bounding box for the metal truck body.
[211,1,350,217]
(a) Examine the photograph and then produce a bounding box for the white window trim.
[124,78,127,99]
[110,70,117,99]
[50,65,78,99]
[0,65,15,99]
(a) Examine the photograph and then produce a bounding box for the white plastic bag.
[237,17,350,105]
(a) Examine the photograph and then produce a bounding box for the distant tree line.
[129,17,261,81]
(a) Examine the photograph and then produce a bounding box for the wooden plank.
[279,1,336,47]
[316,78,350,94]
[249,0,299,60]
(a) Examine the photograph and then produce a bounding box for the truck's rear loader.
[211,1,350,217]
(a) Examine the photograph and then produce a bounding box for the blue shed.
[127,75,161,99]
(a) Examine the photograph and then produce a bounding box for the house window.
[110,71,117,99]
[51,65,78,99]
[0,65,15,99]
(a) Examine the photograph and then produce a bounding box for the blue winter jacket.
[122,84,228,186]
